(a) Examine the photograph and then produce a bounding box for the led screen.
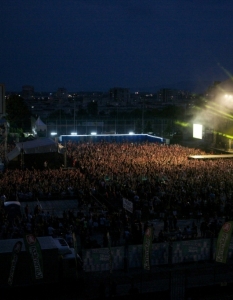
[193,124,203,139]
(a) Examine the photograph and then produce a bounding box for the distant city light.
[71,132,77,135]
[91,132,97,135]
[128,131,134,135]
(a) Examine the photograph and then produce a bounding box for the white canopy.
[35,116,47,131]
[7,138,58,161]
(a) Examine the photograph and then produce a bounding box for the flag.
[24,234,43,280]
[142,226,153,270]
[216,221,233,263]
[8,241,22,286]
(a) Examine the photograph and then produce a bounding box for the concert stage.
[188,154,233,160]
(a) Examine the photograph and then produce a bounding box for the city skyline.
[1,0,233,93]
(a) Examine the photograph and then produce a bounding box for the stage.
[188,154,233,160]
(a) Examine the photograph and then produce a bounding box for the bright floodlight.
[128,131,134,135]
[50,132,57,136]
[193,124,203,139]
[71,132,77,135]
[91,132,97,135]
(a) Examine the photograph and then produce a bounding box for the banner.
[24,234,43,280]
[172,239,210,264]
[142,226,153,270]
[107,232,113,273]
[8,241,22,286]
[216,221,233,263]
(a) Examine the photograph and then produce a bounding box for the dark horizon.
[4,79,214,95]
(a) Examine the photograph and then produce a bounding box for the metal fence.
[44,117,174,137]
[83,262,233,299]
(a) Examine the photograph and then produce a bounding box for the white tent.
[34,117,47,132]
[7,138,58,161]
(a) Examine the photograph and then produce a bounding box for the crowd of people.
[0,140,233,247]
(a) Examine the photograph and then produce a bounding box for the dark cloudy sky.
[1,0,233,93]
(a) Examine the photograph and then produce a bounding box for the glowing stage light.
[50,132,57,136]
[174,121,189,127]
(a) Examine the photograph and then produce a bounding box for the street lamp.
[73,99,76,133]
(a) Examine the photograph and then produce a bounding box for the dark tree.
[134,119,142,133]
[193,95,207,109]
[161,105,185,119]
[6,95,31,130]
[47,109,71,120]
[87,101,98,116]
[131,108,143,118]
[77,108,88,117]
[144,120,153,133]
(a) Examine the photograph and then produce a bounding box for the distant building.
[22,85,34,99]
[156,88,193,104]
[157,88,177,103]
[109,87,130,104]
[56,88,68,102]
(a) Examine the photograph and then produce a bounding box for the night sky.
[1,0,233,93]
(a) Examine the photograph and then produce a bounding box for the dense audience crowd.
[0,141,233,247]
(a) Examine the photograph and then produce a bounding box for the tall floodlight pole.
[64,142,67,168]
[4,122,7,164]
[74,99,76,132]
[0,84,6,164]
[141,97,144,133]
